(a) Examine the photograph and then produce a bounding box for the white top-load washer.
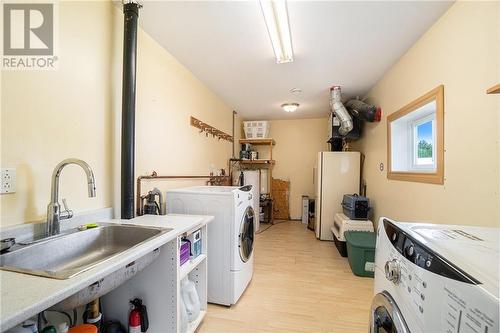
[371,217,499,333]
[166,185,255,306]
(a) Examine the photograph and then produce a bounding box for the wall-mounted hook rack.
[190,116,234,142]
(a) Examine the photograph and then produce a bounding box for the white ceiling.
[137,1,452,120]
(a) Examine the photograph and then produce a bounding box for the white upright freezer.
[315,152,360,240]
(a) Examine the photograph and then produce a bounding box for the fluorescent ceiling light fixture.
[260,0,294,64]
[281,103,299,112]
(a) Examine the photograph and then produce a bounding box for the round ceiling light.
[281,103,299,112]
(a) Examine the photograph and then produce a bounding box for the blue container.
[188,229,202,258]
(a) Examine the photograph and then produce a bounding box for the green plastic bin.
[345,231,376,278]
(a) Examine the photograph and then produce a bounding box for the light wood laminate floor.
[198,220,374,333]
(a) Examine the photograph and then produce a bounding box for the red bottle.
[128,304,141,333]
[128,298,149,333]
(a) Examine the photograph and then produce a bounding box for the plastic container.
[345,231,376,278]
[180,277,201,322]
[243,121,270,139]
[58,323,69,333]
[180,298,188,333]
[341,194,370,220]
[331,213,374,257]
[187,229,202,259]
[180,240,190,266]
[68,325,97,333]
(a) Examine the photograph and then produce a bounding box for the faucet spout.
[46,158,96,236]
[88,182,96,197]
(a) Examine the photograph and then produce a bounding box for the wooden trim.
[239,138,276,145]
[486,83,500,94]
[387,172,444,184]
[239,159,275,165]
[387,85,444,185]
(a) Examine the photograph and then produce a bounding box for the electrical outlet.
[1,168,16,194]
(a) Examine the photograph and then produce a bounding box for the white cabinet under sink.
[101,223,208,333]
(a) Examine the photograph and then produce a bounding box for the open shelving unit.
[180,253,207,280]
[101,223,209,333]
[231,138,276,224]
[237,138,276,194]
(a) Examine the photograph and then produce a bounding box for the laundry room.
[0,1,499,333]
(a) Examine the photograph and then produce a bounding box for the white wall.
[252,118,328,219]
[354,1,500,227]
[1,2,114,226]
[1,1,234,227]
[110,6,234,215]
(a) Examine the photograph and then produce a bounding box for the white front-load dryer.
[371,217,499,333]
[166,185,255,306]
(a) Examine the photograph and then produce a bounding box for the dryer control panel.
[378,219,499,333]
[383,219,479,284]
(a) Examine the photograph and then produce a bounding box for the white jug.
[180,277,201,322]
[179,298,189,333]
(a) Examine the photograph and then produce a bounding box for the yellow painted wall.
[110,6,233,214]
[0,1,233,226]
[253,118,328,219]
[355,1,500,227]
[1,2,114,227]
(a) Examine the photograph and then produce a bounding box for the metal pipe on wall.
[232,110,237,158]
[136,173,212,216]
[136,172,231,215]
[330,86,353,136]
[121,0,140,219]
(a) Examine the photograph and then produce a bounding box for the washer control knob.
[385,259,401,284]
[406,245,415,257]
[425,259,432,268]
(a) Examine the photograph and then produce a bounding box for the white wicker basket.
[243,121,270,139]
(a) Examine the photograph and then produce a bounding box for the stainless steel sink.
[0,223,171,279]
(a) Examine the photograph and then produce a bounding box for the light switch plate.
[1,168,16,194]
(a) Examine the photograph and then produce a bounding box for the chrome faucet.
[46,158,96,236]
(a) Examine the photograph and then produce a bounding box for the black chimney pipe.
[121,1,140,219]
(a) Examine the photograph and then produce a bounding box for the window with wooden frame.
[387,85,444,184]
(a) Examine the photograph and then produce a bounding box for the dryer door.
[370,292,410,333]
[239,206,255,263]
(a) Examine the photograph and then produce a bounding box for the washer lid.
[394,220,499,300]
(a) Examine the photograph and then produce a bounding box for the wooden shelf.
[239,138,275,145]
[233,137,276,211]
[239,159,275,165]
[180,254,207,280]
[486,83,500,94]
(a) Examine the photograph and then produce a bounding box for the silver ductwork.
[329,86,353,136]
[345,99,382,122]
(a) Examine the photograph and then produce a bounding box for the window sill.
[387,171,444,185]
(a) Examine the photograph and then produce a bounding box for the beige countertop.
[0,214,213,332]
